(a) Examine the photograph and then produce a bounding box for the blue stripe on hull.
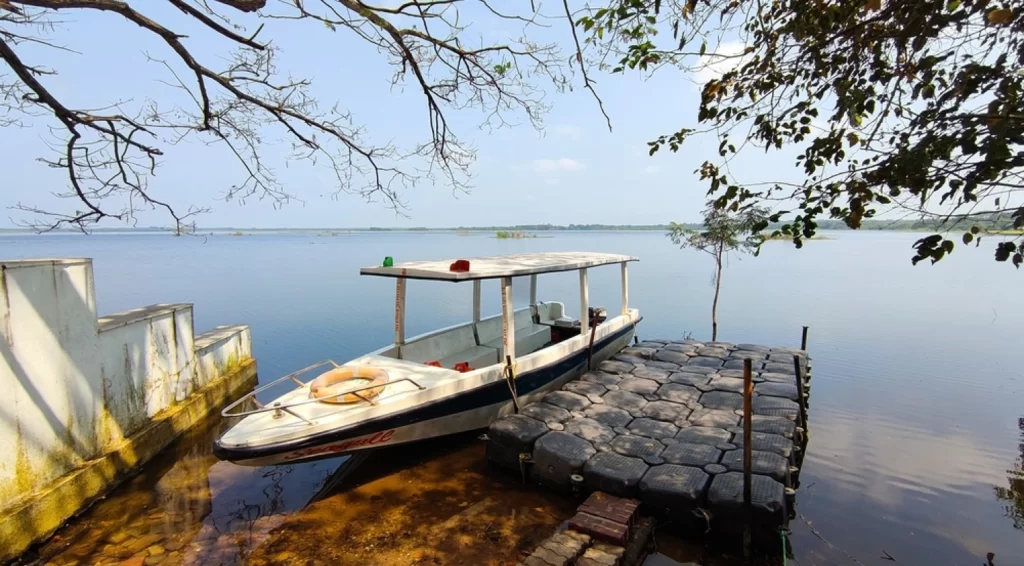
[214,322,637,463]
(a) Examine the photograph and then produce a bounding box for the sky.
[0,2,786,229]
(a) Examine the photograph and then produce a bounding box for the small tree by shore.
[669,205,768,341]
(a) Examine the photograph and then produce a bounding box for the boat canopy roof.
[360,252,637,282]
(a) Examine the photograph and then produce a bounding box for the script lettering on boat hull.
[283,429,396,460]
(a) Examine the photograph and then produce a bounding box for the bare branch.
[561,0,611,132]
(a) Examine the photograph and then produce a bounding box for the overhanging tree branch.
[2,0,576,231]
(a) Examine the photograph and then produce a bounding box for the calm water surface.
[4,230,1023,565]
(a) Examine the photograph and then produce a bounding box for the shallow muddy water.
[25,421,576,566]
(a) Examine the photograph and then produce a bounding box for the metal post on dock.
[742,357,754,559]
[793,354,808,434]
[800,325,809,351]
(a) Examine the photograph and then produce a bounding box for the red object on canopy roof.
[449,259,471,272]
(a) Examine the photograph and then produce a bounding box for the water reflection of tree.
[994,418,1024,530]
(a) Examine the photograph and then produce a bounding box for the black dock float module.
[488,337,812,551]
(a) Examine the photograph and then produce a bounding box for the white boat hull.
[215,313,639,466]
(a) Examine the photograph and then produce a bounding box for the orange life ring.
[309,366,389,404]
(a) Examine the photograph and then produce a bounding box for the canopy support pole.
[501,277,516,361]
[620,262,630,316]
[472,280,481,345]
[529,274,538,322]
[579,268,590,335]
[394,278,406,358]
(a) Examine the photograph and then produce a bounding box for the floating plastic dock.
[488,339,810,546]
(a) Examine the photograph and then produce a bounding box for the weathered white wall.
[0,258,251,512]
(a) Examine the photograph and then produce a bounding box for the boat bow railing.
[221,359,427,425]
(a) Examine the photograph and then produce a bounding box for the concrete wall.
[0,258,254,560]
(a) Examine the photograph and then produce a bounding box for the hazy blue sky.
[1,3,785,229]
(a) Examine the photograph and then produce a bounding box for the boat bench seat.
[438,345,499,371]
[396,306,555,370]
[483,323,551,360]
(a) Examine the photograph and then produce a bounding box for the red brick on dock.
[578,492,638,527]
[568,513,628,547]
[567,492,639,546]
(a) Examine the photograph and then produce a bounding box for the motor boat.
[214,252,641,466]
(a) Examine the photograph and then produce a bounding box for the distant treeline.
[367,224,679,231]
[3,218,1019,234]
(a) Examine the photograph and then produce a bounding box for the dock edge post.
[800,325,809,351]
[794,354,808,435]
[742,357,754,558]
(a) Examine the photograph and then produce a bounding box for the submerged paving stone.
[698,391,744,411]
[728,349,767,360]
[689,408,741,428]
[708,376,745,393]
[770,346,807,356]
[655,350,692,364]
[487,415,549,470]
[667,372,711,386]
[602,390,648,414]
[766,352,809,368]
[583,452,649,497]
[582,371,623,387]
[585,404,635,428]
[628,418,679,440]
[761,362,797,374]
[599,360,636,374]
[642,400,691,422]
[532,431,597,491]
[631,366,673,383]
[675,426,732,446]
[707,472,786,528]
[662,442,723,467]
[656,383,702,406]
[610,435,664,462]
[544,391,592,412]
[564,418,617,444]
[521,402,572,425]
[639,464,711,515]
[722,358,761,370]
[704,463,727,476]
[564,381,609,399]
[663,343,697,354]
[686,356,726,368]
[755,381,799,400]
[758,372,797,384]
[613,353,649,365]
[678,365,719,375]
[730,431,794,460]
[743,415,797,438]
[695,347,729,358]
[720,449,790,483]
[619,346,658,359]
[752,396,800,420]
[617,377,661,396]
[645,360,681,371]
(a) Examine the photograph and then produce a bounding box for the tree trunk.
[712,250,723,342]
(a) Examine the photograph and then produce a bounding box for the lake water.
[5,230,1023,565]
